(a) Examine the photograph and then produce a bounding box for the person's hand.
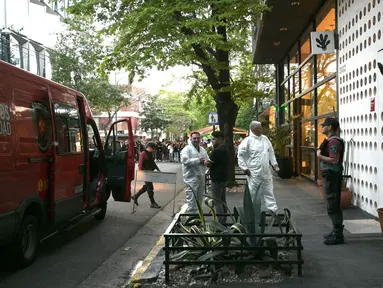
[316,149,321,158]
[199,157,206,164]
[244,169,251,176]
[273,164,280,172]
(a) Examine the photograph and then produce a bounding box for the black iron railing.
[163,212,304,283]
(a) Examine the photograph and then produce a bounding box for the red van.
[0,60,135,268]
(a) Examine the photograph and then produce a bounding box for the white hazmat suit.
[181,144,209,213]
[237,127,279,213]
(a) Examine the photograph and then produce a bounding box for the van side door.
[105,119,134,202]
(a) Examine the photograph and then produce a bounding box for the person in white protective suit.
[181,131,209,213]
[237,121,280,213]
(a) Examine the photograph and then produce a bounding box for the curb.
[126,204,188,287]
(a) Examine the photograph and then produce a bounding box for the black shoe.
[150,202,161,209]
[323,224,344,245]
[323,235,345,245]
[323,230,334,240]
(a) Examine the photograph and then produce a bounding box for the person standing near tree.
[132,142,161,208]
[205,131,230,224]
[237,121,280,214]
[317,118,345,245]
[181,132,209,213]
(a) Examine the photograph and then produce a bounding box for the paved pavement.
[0,163,184,288]
[162,175,383,288]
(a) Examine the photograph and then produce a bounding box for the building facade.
[253,0,383,216]
[0,0,69,79]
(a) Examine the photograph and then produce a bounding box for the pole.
[172,183,177,217]
[213,125,215,132]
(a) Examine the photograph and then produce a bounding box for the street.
[0,163,184,288]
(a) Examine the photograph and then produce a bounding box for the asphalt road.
[0,162,184,288]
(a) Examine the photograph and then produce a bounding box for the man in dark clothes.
[317,117,345,245]
[205,131,230,224]
[132,142,161,208]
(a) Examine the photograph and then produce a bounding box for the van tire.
[11,215,40,268]
[94,184,108,220]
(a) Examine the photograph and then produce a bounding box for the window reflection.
[317,53,336,82]
[284,105,289,124]
[301,59,314,92]
[283,82,289,102]
[317,118,327,146]
[301,92,314,119]
[289,50,299,74]
[301,149,315,179]
[317,78,337,115]
[301,121,315,147]
[301,39,311,62]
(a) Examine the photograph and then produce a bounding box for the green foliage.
[235,101,256,131]
[50,16,127,116]
[187,93,216,130]
[157,91,193,139]
[67,0,269,146]
[67,1,268,79]
[140,95,170,138]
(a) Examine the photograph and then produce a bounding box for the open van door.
[104,119,135,202]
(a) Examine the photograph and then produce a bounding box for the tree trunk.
[216,92,238,187]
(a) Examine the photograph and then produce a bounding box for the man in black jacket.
[205,131,230,224]
[132,142,161,208]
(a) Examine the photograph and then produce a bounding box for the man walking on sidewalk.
[317,118,345,245]
[132,142,161,209]
[181,132,208,213]
[205,131,230,224]
[237,121,280,213]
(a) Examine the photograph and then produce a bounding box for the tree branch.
[173,11,220,90]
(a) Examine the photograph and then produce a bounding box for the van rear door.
[104,119,134,202]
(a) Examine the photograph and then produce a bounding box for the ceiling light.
[280,27,288,31]
[273,41,281,46]
[291,1,300,6]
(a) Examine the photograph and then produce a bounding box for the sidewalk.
[142,176,383,288]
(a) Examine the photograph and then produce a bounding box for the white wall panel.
[338,0,383,216]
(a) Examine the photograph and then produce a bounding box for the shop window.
[289,45,299,74]
[301,91,315,119]
[302,121,315,147]
[283,57,289,78]
[283,105,289,124]
[316,0,336,82]
[283,82,289,102]
[300,26,312,62]
[54,102,83,154]
[289,102,294,122]
[301,59,314,92]
[317,53,336,82]
[317,118,327,146]
[317,78,337,115]
[301,148,316,179]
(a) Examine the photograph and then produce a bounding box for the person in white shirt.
[237,121,280,213]
[181,132,209,213]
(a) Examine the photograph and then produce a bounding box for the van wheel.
[94,184,108,220]
[12,215,40,268]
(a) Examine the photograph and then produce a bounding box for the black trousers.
[138,182,155,202]
[322,170,343,226]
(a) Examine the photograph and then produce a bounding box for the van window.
[53,102,83,154]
